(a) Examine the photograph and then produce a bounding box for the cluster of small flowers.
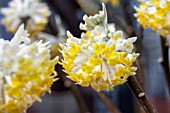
[1,0,51,36]
[60,4,139,90]
[1,0,66,58]
[135,0,170,37]
[0,25,58,113]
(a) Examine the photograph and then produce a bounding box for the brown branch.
[57,65,121,113]
[1,77,6,105]
[108,10,133,37]
[127,76,158,113]
[94,90,121,113]
[65,80,90,113]
[121,0,145,87]
[120,1,158,112]
[56,65,90,113]
[160,37,170,92]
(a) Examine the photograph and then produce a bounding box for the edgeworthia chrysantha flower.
[135,0,170,37]
[1,0,51,36]
[0,25,58,113]
[60,3,139,90]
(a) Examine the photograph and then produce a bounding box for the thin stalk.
[121,0,145,87]
[1,77,6,105]
[121,0,158,112]
[68,82,90,113]
[0,77,6,113]
[56,65,90,113]
[2,85,5,105]
[160,37,170,92]
[94,90,121,113]
[127,76,158,113]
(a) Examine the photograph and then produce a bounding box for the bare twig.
[127,76,158,113]
[56,65,90,113]
[57,65,121,113]
[121,1,158,112]
[1,77,6,105]
[68,82,90,113]
[121,0,145,87]
[160,37,170,92]
[94,90,121,113]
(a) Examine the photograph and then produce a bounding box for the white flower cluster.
[1,0,51,35]
[81,3,137,53]
[0,25,58,112]
[60,4,139,90]
[0,25,30,78]
[0,25,52,78]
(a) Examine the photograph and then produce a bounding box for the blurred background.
[0,0,170,113]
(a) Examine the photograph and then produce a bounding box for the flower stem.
[127,76,158,113]
[94,90,121,113]
[1,77,6,105]
[0,77,6,112]
[160,37,170,92]
[2,85,5,105]
[68,83,89,113]
[56,65,90,113]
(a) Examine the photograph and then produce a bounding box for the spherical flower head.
[135,0,170,37]
[0,25,58,112]
[60,4,139,91]
[1,0,51,36]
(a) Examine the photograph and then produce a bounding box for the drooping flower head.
[135,0,170,37]
[1,0,51,36]
[60,3,139,90]
[0,25,58,113]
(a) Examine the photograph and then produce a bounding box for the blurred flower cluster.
[60,4,139,90]
[135,0,170,37]
[1,0,67,58]
[1,0,50,36]
[0,25,58,113]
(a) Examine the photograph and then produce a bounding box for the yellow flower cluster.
[0,25,58,113]
[135,0,170,37]
[138,0,162,7]
[60,4,139,90]
[0,58,58,113]
[1,0,51,36]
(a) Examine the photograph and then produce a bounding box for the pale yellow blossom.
[135,0,170,37]
[0,25,58,113]
[1,0,51,36]
[60,4,139,90]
